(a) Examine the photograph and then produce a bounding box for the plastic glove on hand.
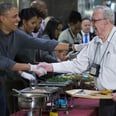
[36,67,47,77]
[37,62,53,72]
[21,72,36,81]
[30,64,47,77]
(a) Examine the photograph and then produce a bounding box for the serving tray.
[38,80,73,87]
[65,89,112,99]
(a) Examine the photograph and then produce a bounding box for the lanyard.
[68,29,75,40]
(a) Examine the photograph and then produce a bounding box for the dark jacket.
[78,31,96,42]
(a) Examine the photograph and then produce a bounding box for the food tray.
[38,81,73,87]
[20,86,60,95]
[65,89,112,99]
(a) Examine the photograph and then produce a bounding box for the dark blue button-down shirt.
[0,29,58,82]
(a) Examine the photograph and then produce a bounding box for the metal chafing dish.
[18,93,47,109]
[13,86,60,116]
[37,79,74,112]
[12,88,48,116]
[19,86,60,105]
[13,89,47,109]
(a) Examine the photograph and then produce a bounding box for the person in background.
[31,0,48,37]
[31,11,43,38]
[40,17,65,78]
[38,5,116,116]
[30,0,49,63]
[78,17,96,43]
[40,17,63,63]
[58,10,86,60]
[58,10,82,44]
[15,7,44,87]
[44,16,54,27]
[15,7,39,63]
[0,3,72,116]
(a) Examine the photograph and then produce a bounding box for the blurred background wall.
[0,0,115,24]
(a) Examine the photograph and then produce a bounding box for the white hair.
[94,5,114,24]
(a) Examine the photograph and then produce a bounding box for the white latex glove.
[29,64,47,77]
[21,72,36,81]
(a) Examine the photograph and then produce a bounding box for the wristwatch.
[69,43,73,51]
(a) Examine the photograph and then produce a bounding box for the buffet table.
[11,74,99,116]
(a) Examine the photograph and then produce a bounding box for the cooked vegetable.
[47,75,72,82]
[100,90,112,95]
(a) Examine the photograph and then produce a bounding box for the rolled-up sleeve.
[0,56,16,71]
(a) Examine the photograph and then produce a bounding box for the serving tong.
[73,89,85,94]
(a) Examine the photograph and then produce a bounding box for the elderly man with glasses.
[38,5,116,116]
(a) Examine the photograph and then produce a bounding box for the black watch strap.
[69,43,73,51]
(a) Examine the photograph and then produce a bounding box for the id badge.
[89,63,100,77]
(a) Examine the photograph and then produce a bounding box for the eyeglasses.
[91,18,105,23]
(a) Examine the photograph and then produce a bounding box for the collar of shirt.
[81,31,88,36]
[94,36,103,44]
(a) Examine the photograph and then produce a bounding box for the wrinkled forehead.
[92,9,104,19]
